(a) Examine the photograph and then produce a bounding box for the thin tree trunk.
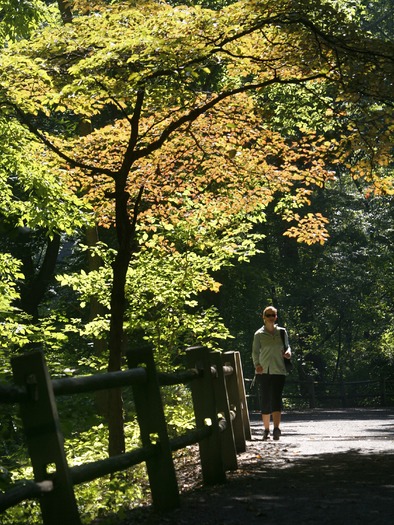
[106,176,133,456]
[106,175,144,456]
[19,233,61,320]
[57,0,73,24]
[333,319,342,383]
[107,249,129,456]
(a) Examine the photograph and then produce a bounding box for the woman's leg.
[271,374,286,414]
[271,375,286,439]
[262,413,271,430]
[272,411,281,428]
[259,374,272,416]
[256,374,272,438]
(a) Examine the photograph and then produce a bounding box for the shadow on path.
[111,408,394,525]
[162,450,394,525]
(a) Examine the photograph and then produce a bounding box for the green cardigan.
[252,325,291,375]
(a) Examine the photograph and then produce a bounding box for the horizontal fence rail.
[0,346,250,524]
[246,376,394,411]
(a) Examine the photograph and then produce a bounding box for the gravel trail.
[116,408,394,525]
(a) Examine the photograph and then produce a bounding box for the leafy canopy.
[3,0,392,244]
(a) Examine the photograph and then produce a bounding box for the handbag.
[279,328,293,372]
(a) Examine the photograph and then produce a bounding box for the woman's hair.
[263,306,277,316]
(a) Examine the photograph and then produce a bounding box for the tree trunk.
[107,252,129,456]
[56,0,73,24]
[333,318,342,383]
[19,233,61,320]
[55,0,131,458]
[107,179,135,456]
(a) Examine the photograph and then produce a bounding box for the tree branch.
[11,104,117,178]
[119,88,145,178]
[135,72,329,161]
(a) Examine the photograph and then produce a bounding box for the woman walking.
[252,306,292,441]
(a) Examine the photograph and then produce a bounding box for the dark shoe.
[273,427,281,441]
[263,429,270,441]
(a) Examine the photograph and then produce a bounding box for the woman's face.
[263,310,277,323]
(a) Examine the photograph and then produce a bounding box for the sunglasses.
[264,313,276,318]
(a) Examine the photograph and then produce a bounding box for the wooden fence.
[246,375,394,411]
[0,346,251,525]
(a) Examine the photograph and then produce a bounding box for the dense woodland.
[1,0,393,523]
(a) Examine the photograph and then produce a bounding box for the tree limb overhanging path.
[118,408,394,525]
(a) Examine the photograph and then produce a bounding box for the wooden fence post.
[127,348,179,511]
[307,377,316,409]
[222,352,247,452]
[225,351,251,442]
[380,376,387,407]
[340,380,347,408]
[235,352,252,441]
[186,346,226,485]
[210,351,237,471]
[11,351,81,525]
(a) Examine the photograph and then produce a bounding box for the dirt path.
[117,408,394,525]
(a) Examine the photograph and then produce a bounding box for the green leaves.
[0,253,23,312]
[0,118,91,235]
[0,0,50,45]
